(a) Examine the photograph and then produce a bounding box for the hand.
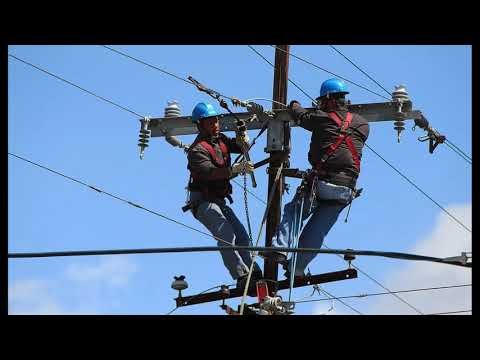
[288,100,301,110]
[232,161,254,176]
[247,102,264,114]
[236,132,250,148]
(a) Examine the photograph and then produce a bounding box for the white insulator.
[392,85,409,102]
[165,100,181,118]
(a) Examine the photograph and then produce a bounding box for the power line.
[322,245,424,315]
[428,309,471,315]
[8,54,144,118]
[100,45,239,103]
[9,244,471,268]
[232,179,266,205]
[268,45,391,101]
[295,284,471,304]
[364,143,471,233]
[247,45,317,103]
[315,286,363,315]
[249,44,472,234]
[8,152,234,248]
[101,45,193,86]
[328,45,392,96]
[444,140,472,164]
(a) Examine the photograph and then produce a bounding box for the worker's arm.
[288,101,317,131]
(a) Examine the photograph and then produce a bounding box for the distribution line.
[8,152,234,248]
[328,45,392,96]
[247,45,317,103]
[8,54,144,118]
[268,45,390,100]
[294,284,471,304]
[316,286,363,315]
[429,310,471,315]
[364,143,471,233]
[323,244,424,315]
[326,45,472,166]
[444,140,472,164]
[248,46,471,234]
[100,45,239,103]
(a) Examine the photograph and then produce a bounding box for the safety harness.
[187,137,233,204]
[315,111,361,175]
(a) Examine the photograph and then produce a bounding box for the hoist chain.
[243,171,254,247]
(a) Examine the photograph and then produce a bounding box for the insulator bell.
[164,100,181,118]
[171,275,188,291]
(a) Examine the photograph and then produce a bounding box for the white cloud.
[65,256,138,287]
[8,279,68,315]
[367,203,472,315]
[9,257,139,315]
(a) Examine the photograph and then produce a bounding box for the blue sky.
[8,45,471,315]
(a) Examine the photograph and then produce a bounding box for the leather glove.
[236,131,250,148]
[231,160,254,176]
[288,100,301,110]
[246,102,264,114]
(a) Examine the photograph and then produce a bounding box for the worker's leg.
[194,200,250,279]
[290,180,353,276]
[271,188,310,254]
[220,203,262,275]
[291,201,345,276]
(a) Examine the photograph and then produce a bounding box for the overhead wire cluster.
[8,45,471,315]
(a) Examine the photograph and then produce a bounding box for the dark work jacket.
[187,133,242,198]
[290,105,370,189]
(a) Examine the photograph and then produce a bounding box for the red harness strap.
[318,112,360,172]
[196,139,230,168]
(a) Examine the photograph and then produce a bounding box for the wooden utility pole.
[264,45,290,282]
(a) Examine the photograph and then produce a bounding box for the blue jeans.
[190,192,261,280]
[272,180,352,276]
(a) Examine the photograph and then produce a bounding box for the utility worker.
[265,79,370,279]
[185,102,263,294]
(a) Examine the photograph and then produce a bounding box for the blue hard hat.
[319,78,349,98]
[191,102,218,124]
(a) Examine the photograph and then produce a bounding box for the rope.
[288,193,305,302]
[8,54,144,118]
[239,164,284,315]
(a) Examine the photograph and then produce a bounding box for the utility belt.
[313,162,358,190]
[302,166,362,208]
[182,185,233,214]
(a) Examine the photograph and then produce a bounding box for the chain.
[243,171,254,246]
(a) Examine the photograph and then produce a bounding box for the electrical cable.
[328,45,392,96]
[247,45,318,103]
[268,45,390,101]
[8,152,235,248]
[8,54,144,118]
[428,309,471,315]
[363,143,471,233]
[294,284,471,304]
[100,45,239,103]
[444,140,472,164]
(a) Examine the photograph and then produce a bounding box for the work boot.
[237,270,263,297]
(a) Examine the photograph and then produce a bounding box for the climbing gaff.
[188,76,257,187]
